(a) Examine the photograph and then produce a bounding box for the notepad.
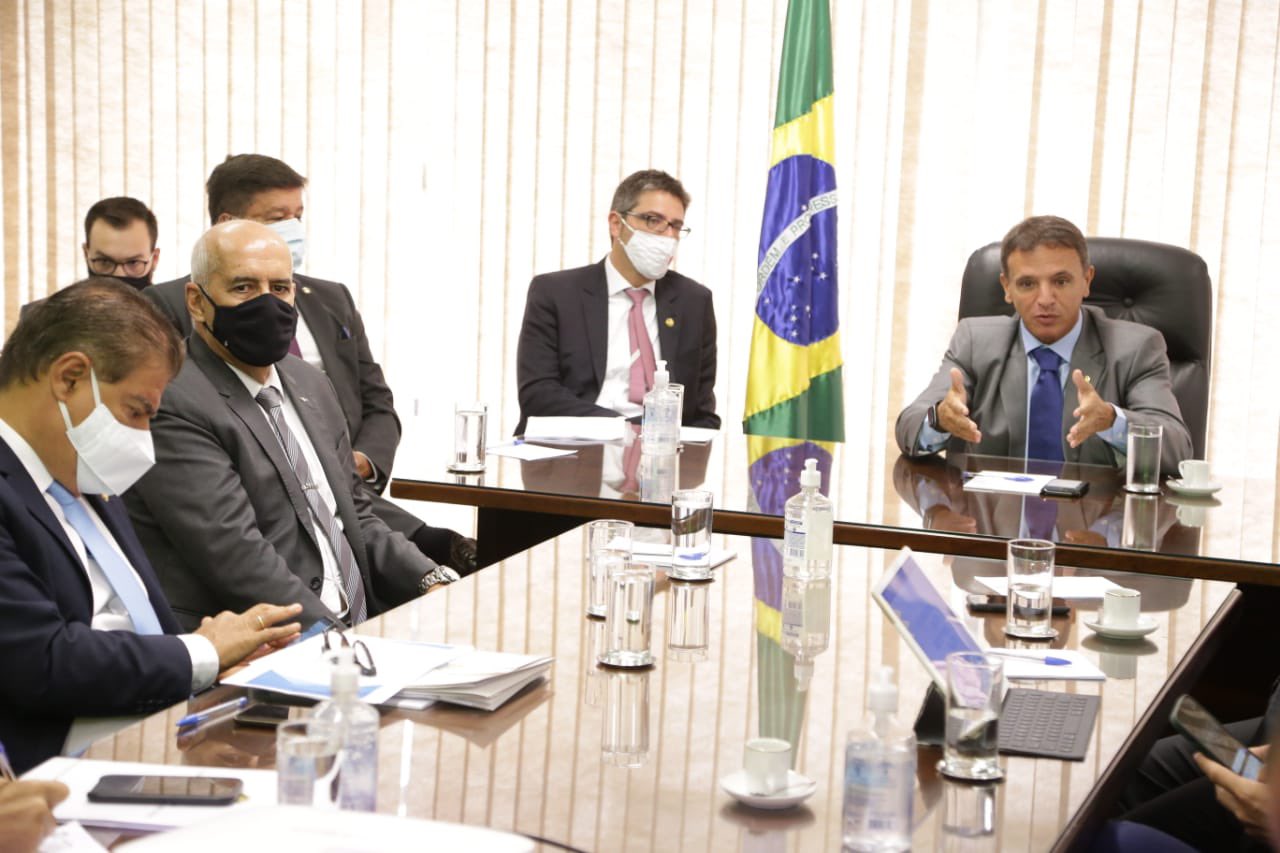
[522,416,628,442]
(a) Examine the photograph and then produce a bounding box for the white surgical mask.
[58,368,156,495]
[618,217,677,281]
[267,217,306,271]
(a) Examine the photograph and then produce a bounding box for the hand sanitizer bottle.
[783,458,833,578]
[311,647,380,811]
[843,666,915,852]
[641,359,680,454]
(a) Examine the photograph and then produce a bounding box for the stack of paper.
[522,416,627,442]
[962,471,1056,495]
[394,650,554,712]
[629,541,737,569]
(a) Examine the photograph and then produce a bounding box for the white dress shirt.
[226,363,349,618]
[292,311,324,371]
[0,418,219,754]
[594,256,663,419]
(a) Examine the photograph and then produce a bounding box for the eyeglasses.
[87,254,153,277]
[619,210,691,239]
[321,628,377,677]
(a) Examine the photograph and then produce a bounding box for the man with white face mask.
[0,278,303,774]
[147,154,476,576]
[515,169,720,435]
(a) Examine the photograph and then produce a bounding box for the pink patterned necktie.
[626,288,657,405]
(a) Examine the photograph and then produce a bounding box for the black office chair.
[957,237,1213,458]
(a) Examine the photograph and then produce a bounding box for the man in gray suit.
[147,154,475,575]
[125,221,457,630]
[896,215,1192,475]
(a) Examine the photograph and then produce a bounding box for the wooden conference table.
[391,432,1280,585]
[85,530,1238,851]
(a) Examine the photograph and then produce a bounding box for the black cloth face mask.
[197,284,299,367]
[87,268,152,291]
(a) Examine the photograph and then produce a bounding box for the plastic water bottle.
[843,666,915,851]
[783,458,833,578]
[641,359,680,454]
[311,647,380,811]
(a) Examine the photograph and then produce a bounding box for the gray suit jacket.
[124,334,433,630]
[147,274,401,493]
[895,306,1193,475]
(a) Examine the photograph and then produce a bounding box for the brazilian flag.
[743,0,844,442]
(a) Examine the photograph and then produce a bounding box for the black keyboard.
[997,687,1099,761]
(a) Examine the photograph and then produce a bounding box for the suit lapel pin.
[664,317,675,328]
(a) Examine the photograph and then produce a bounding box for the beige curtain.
[1,0,1277,535]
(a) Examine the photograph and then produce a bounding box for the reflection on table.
[392,431,1279,581]
[83,529,1234,851]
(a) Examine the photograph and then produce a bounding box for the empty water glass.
[670,489,714,580]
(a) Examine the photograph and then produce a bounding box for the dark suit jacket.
[895,306,1193,475]
[0,439,191,773]
[147,274,401,493]
[514,260,719,435]
[124,335,433,631]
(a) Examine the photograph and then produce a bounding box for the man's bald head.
[190,219,292,285]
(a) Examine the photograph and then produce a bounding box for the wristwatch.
[417,564,461,595]
[927,401,942,432]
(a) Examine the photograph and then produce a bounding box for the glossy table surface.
[392,431,1280,583]
[86,529,1234,851]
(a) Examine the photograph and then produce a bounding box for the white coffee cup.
[1178,459,1211,487]
[1100,587,1141,628]
[743,737,791,795]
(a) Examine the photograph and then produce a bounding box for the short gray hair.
[190,230,216,285]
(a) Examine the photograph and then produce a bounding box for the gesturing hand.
[1066,370,1116,448]
[937,368,982,443]
[195,602,303,670]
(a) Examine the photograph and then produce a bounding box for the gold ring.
[256,615,265,631]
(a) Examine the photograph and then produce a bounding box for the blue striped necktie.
[1028,346,1065,462]
[46,481,164,635]
[254,385,368,623]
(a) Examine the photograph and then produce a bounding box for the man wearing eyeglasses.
[515,169,719,435]
[82,197,161,290]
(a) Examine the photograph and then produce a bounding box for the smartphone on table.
[1169,695,1265,781]
[87,774,243,805]
[233,702,293,728]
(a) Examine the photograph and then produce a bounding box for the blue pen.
[987,649,1071,666]
[176,696,249,729]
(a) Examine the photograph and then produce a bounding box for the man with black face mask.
[124,221,458,631]
[82,197,161,290]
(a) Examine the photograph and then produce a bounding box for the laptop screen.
[873,548,984,691]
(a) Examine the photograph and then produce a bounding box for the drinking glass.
[276,720,340,808]
[670,489,714,580]
[1124,424,1162,493]
[941,652,1003,782]
[586,520,633,618]
[449,402,487,473]
[1003,538,1057,639]
[599,561,655,667]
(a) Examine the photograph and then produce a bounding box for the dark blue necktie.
[1028,346,1065,462]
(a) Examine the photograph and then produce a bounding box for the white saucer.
[720,769,816,810]
[1084,614,1159,640]
[1165,479,1223,498]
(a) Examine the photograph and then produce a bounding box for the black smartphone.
[87,774,243,806]
[233,702,292,728]
[1169,695,1264,781]
[1041,478,1089,498]
[966,593,1070,616]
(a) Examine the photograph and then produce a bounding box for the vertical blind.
[0,0,1277,541]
